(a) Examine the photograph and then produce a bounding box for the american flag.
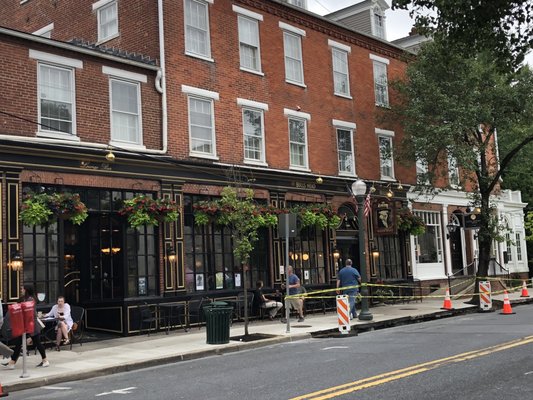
[363,193,372,218]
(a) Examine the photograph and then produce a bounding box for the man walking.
[282,266,305,323]
[336,259,361,319]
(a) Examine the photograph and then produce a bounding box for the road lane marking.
[525,371,533,375]
[291,335,533,400]
[42,386,72,390]
[95,387,137,397]
[321,346,349,350]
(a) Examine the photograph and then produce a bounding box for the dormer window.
[372,6,385,39]
[285,0,307,9]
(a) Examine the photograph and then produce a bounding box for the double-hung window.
[373,9,385,39]
[233,6,263,74]
[280,22,305,86]
[416,159,429,185]
[182,85,219,158]
[448,154,460,187]
[516,233,522,261]
[93,0,119,43]
[506,232,513,262]
[328,40,351,97]
[370,54,389,107]
[238,98,268,164]
[414,211,443,263]
[285,108,310,170]
[376,129,395,180]
[103,67,146,147]
[30,50,83,138]
[333,119,356,176]
[184,0,212,60]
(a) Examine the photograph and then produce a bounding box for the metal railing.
[489,257,511,282]
[447,259,477,295]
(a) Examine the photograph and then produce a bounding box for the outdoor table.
[39,317,57,348]
[158,303,186,334]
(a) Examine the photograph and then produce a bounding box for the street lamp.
[351,179,373,321]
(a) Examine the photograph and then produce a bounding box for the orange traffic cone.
[520,280,530,298]
[441,288,453,310]
[500,290,515,315]
[0,382,8,397]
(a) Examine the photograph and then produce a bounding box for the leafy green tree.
[392,0,533,71]
[390,39,533,301]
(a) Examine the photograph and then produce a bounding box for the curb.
[3,333,310,393]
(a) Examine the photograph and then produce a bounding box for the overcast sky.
[307,0,533,66]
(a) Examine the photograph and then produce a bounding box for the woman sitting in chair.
[45,296,73,351]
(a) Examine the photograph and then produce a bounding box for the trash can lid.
[210,301,228,307]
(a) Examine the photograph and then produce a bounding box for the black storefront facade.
[1,140,413,335]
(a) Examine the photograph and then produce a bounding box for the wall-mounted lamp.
[315,176,323,185]
[8,251,24,271]
[105,147,116,163]
[446,223,458,239]
[302,252,309,261]
[167,247,177,264]
[397,181,403,191]
[386,185,394,198]
[370,184,377,193]
[332,248,340,259]
[371,246,380,258]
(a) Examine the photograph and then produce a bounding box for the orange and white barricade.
[479,281,492,311]
[336,295,350,334]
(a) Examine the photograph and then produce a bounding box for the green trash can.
[203,301,233,344]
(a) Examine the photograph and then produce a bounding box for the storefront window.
[414,211,442,264]
[183,195,270,292]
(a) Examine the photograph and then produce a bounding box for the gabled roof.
[325,0,389,21]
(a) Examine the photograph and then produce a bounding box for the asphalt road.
[8,304,533,400]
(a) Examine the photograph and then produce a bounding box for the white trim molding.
[32,23,54,37]
[92,0,115,10]
[369,53,390,65]
[327,39,351,53]
[102,66,147,83]
[181,85,220,100]
[332,119,356,130]
[279,21,306,37]
[284,108,311,120]
[237,98,269,111]
[29,49,83,69]
[232,5,263,21]
[375,128,395,137]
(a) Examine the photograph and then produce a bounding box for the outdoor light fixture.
[105,148,116,163]
[9,251,23,271]
[302,253,309,261]
[371,246,380,258]
[167,247,177,264]
[397,181,403,191]
[315,176,323,185]
[446,223,458,239]
[332,248,340,259]
[350,179,373,321]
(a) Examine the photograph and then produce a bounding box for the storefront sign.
[374,200,395,236]
[80,161,112,171]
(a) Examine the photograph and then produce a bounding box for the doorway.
[450,228,464,274]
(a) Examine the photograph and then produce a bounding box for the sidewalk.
[2,292,531,393]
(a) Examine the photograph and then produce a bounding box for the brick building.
[0,0,527,334]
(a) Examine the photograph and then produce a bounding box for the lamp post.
[351,179,373,321]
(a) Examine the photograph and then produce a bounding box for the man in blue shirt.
[336,259,361,319]
[282,266,304,322]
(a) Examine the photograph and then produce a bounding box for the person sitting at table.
[45,296,73,351]
[253,280,283,321]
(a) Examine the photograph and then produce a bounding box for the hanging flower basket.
[119,195,180,228]
[20,192,89,226]
[397,208,426,236]
[290,203,341,230]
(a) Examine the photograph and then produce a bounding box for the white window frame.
[414,211,443,264]
[241,107,266,165]
[448,154,460,188]
[102,66,146,149]
[33,23,54,38]
[233,5,263,75]
[184,0,213,62]
[93,0,119,44]
[370,54,389,107]
[516,232,522,261]
[30,50,83,140]
[371,6,386,39]
[182,85,219,159]
[330,44,351,98]
[280,22,306,87]
[376,129,395,180]
[505,232,513,262]
[333,119,356,176]
[284,108,310,171]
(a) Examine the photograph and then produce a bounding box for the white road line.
[42,386,72,390]
[524,371,533,375]
[95,387,138,397]
[322,346,349,350]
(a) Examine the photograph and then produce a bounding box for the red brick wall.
[0,0,160,61]
[0,34,162,149]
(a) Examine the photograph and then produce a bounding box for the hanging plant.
[290,203,341,230]
[118,195,180,228]
[20,192,88,226]
[397,208,426,236]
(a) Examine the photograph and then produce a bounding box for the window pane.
[39,64,73,134]
[185,0,210,57]
[99,2,118,40]
[284,32,303,83]
[373,61,389,106]
[243,109,263,161]
[189,97,213,154]
[111,80,140,144]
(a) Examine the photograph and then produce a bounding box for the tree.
[194,186,277,336]
[392,0,533,71]
[390,39,533,302]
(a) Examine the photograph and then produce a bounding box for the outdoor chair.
[187,297,208,329]
[138,303,157,336]
[69,306,85,349]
